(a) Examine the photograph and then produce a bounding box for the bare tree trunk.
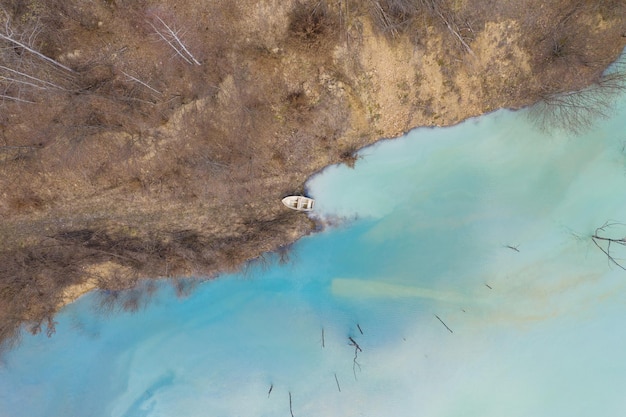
[121,71,162,96]
[0,32,75,73]
[431,6,475,56]
[529,51,626,133]
[0,94,35,103]
[0,65,67,90]
[148,15,201,65]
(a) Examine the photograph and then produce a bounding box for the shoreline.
[1,0,625,348]
[60,79,626,310]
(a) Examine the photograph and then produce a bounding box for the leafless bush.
[0,242,90,352]
[532,2,596,68]
[276,244,293,265]
[172,277,201,298]
[0,6,76,104]
[339,144,360,168]
[528,55,626,133]
[289,1,339,47]
[368,0,424,38]
[95,280,158,315]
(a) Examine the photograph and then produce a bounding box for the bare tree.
[529,76,626,134]
[428,1,474,56]
[368,0,409,39]
[0,7,75,103]
[528,30,626,133]
[0,7,74,72]
[367,0,474,54]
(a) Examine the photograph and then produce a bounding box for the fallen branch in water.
[504,244,520,252]
[348,336,362,352]
[592,221,626,271]
[348,336,362,380]
[435,314,453,334]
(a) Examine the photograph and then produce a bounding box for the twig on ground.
[121,71,162,96]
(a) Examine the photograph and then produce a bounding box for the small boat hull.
[282,196,315,211]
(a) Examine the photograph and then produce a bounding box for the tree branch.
[591,222,626,271]
[0,65,67,90]
[0,94,35,103]
[121,71,162,96]
[0,32,75,73]
[148,15,201,65]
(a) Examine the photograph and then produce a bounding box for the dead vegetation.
[289,0,339,47]
[0,0,625,351]
[526,1,626,132]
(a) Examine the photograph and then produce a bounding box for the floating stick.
[348,337,362,352]
[435,314,453,334]
[267,384,273,398]
[348,337,362,380]
[289,391,294,417]
[334,373,341,392]
[505,244,520,252]
[357,324,363,335]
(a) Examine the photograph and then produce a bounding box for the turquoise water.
[2,84,626,416]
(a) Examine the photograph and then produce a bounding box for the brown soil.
[0,0,625,349]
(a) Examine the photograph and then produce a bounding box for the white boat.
[282,195,315,211]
